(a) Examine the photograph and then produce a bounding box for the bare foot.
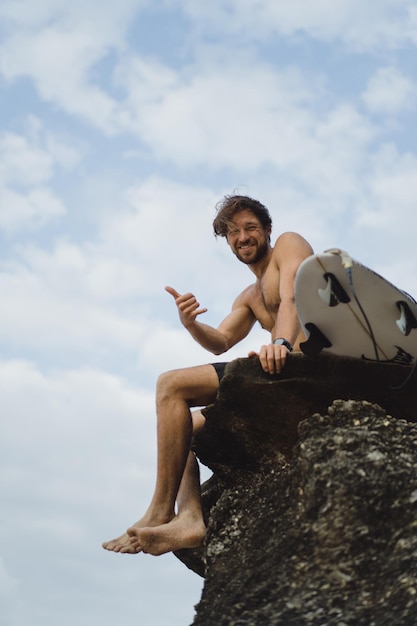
[127,515,206,556]
[102,512,174,554]
[102,531,140,554]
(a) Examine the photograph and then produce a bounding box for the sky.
[1,1,417,625]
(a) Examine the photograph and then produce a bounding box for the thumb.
[165,285,181,299]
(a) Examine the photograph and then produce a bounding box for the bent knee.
[156,370,180,396]
[156,365,219,403]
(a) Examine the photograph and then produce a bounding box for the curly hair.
[213,195,272,238]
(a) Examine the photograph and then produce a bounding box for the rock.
[174,353,417,625]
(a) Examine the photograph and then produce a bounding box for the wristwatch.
[273,338,293,352]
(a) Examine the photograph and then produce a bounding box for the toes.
[102,531,143,555]
[102,538,130,553]
[119,544,140,554]
[128,538,142,553]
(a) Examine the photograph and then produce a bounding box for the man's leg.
[127,448,205,555]
[102,364,219,554]
[126,410,206,555]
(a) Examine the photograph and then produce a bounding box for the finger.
[258,345,271,373]
[178,295,199,310]
[176,293,199,308]
[179,294,207,314]
[165,285,181,299]
[181,305,208,320]
[274,346,289,374]
[258,344,286,375]
[266,346,278,375]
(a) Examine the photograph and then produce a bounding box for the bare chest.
[251,268,281,331]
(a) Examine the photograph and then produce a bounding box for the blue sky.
[2,1,417,625]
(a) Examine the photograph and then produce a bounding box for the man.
[102,195,313,556]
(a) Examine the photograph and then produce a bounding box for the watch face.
[274,339,292,351]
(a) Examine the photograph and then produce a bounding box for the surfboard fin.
[396,301,417,336]
[319,273,351,307]
[300,323,332,356]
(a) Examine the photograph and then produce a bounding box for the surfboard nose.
[323,248,353,269]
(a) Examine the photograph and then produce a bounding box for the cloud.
[0,359,156,557]
[0,128,55,186]
[0,246,147,359]
[118,53,377,208]
[0,0,143,131]
[120,59,314,169]
[356,145,417,235]
[0,119,82,233]
[3,0,416,150]
[0,186,66,233]
[0,1,409,189]
[174,0,417,50]
[362,66,417,115]
[0,357,204,626]
[0,177,235,366]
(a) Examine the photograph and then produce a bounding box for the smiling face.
[226,210,271,265]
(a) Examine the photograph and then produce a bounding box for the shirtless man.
[102,195,313,556]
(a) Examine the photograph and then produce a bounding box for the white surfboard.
[294,248,417,364]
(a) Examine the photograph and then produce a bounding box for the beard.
[235,239,269,265]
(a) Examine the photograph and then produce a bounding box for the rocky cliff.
[175,353,417,626]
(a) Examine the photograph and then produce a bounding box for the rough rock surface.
[174,354,417,625]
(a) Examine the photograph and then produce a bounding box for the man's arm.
[165,286,257,355]
[256,233,313,374]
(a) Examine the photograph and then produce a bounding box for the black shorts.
[211,362,228,382]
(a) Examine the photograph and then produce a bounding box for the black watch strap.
[273,338,293,352]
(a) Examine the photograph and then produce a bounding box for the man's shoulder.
[272,232,313,257]
[233,282,258,306]
[273,231,310,247]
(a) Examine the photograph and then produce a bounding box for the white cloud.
[0,252,146,356]
[0,130,55,186]
[120,59,314,169]
[0,121,82,232]
[333,144,417,295]
[362,66,417,115]
[3,0,416,148]
[96,177,221,291]
[174,0,417,50]
[1,29,117,129]
[0,186,65,232]
[119,54,377,202]
[0,0,143,131]
[0,358,204,626]
[0,359,156,527]
[0,178,230,362]
[356,145,417,233]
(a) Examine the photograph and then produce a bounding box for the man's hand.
[248,343,290,375]
[165,286,208,327]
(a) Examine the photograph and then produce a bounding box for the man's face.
[226,210,271,265]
